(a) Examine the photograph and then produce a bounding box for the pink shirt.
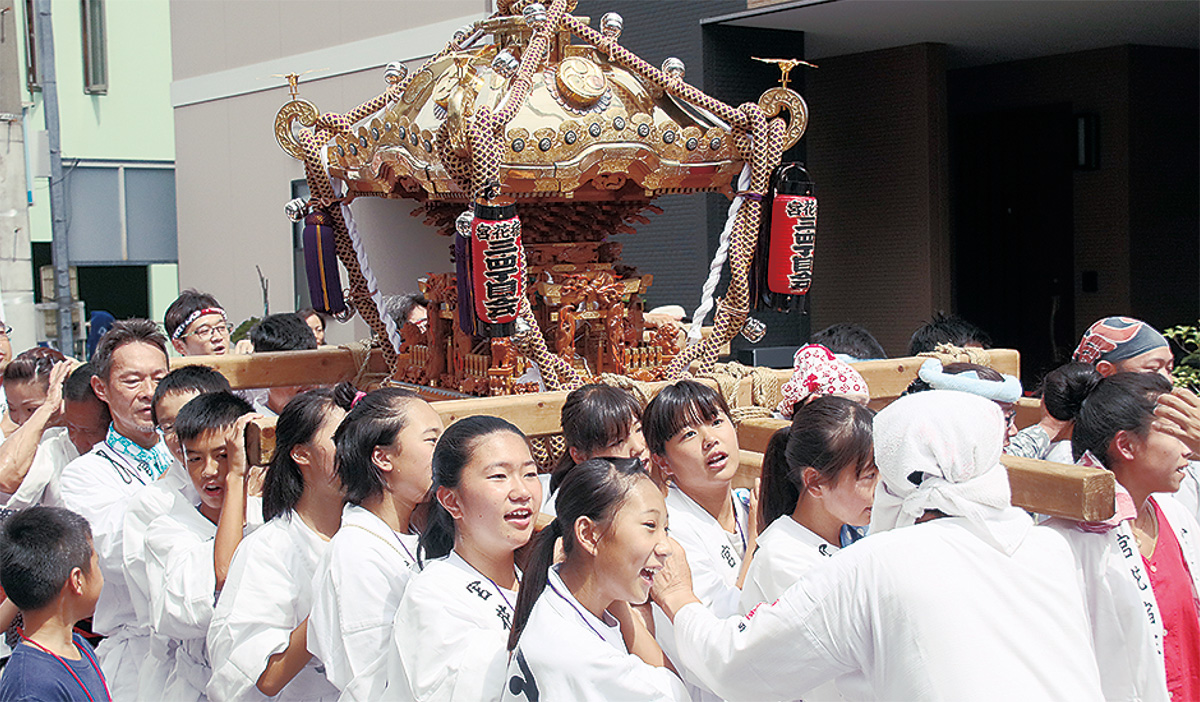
[1143,498,1200,701]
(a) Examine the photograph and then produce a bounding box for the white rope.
[320,149,403,355]
[688,163,751,342]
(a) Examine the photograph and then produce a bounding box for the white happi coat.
[388,550,518,702]
[738,516,849,702]
[59,442,161,700]
[144,493,261,702]
[123,461,197,699]
[502,566,689,702]
[739,516,838,614]
[672,512,1105,701]
[1044,495,1200,702]
[653,486,749,702]
[0,426,77,516]
[207,512,338,702]
[309,504,419,700]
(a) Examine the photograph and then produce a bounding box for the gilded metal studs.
[662,57,685,81]
[492,50,520,78]
[384,62,408,84]
[600,12,623,38]
[523,3,547,27]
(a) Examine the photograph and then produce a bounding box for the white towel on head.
[870,390,1028,554]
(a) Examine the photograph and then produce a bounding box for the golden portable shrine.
[274,0,810,397]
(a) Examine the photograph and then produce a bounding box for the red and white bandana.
[777,344,870,418]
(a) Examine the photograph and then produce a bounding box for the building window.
[24,0,39,91]
[65,162,177,265]
[80,0,106,94]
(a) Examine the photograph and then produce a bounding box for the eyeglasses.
[181,323,233,340]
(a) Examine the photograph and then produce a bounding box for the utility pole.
[33,0,74,354]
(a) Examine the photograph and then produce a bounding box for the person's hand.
[1154,387,1200,455]
[228,413,263,481]
[234,339,254,355]
[650,537,700,621]
[746,478,761,544]
[42,361,73,417]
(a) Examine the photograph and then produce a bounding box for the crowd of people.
[0,289,1195,701]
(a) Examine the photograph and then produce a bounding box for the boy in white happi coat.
[309,389,443,699]
[59,319,173,700]
[145,393,260,701]
[123,365,233,699]
[652,391,1106,701]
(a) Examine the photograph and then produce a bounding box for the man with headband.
[1018,316,1200,523]
[164,289,232,357]
[1073,316,1173,379]
[1011,316,1176,462]
[649,391,1104,700]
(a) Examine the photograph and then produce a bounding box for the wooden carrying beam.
[170,347,388,390]
[735,417,1115,522]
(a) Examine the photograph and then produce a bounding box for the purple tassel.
[303,210,347,315]
[454,211,475,335]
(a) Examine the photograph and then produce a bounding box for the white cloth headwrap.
[917,358,1022,403]
[869,390,1028,554]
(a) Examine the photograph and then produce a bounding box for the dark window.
[24,0,38,91]
[81,0,106,94]
[292,179,312,310]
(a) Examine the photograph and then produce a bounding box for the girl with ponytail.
[741,395,876,615]
[1044,371,1199,702]
[502,457,687,701]
[310,388,443,699]
[208,385,354,701]
[388,415,542,702]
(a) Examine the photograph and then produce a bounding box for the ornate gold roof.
[321,14,772,202]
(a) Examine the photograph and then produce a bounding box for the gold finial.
[270,72,303,100]
[751,57,817,91]
[270,69,326,100]
[284,72,300,100]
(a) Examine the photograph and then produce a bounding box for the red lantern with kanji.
[753,164,817,312]
[469,198,526,337]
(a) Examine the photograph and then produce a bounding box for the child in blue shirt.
[0,506,109,701]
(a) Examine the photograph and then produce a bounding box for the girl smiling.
[504,457,687,701]
[388,416,542,701]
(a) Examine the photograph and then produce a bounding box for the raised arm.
[0,362,70,493]
[214,414,257,590]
